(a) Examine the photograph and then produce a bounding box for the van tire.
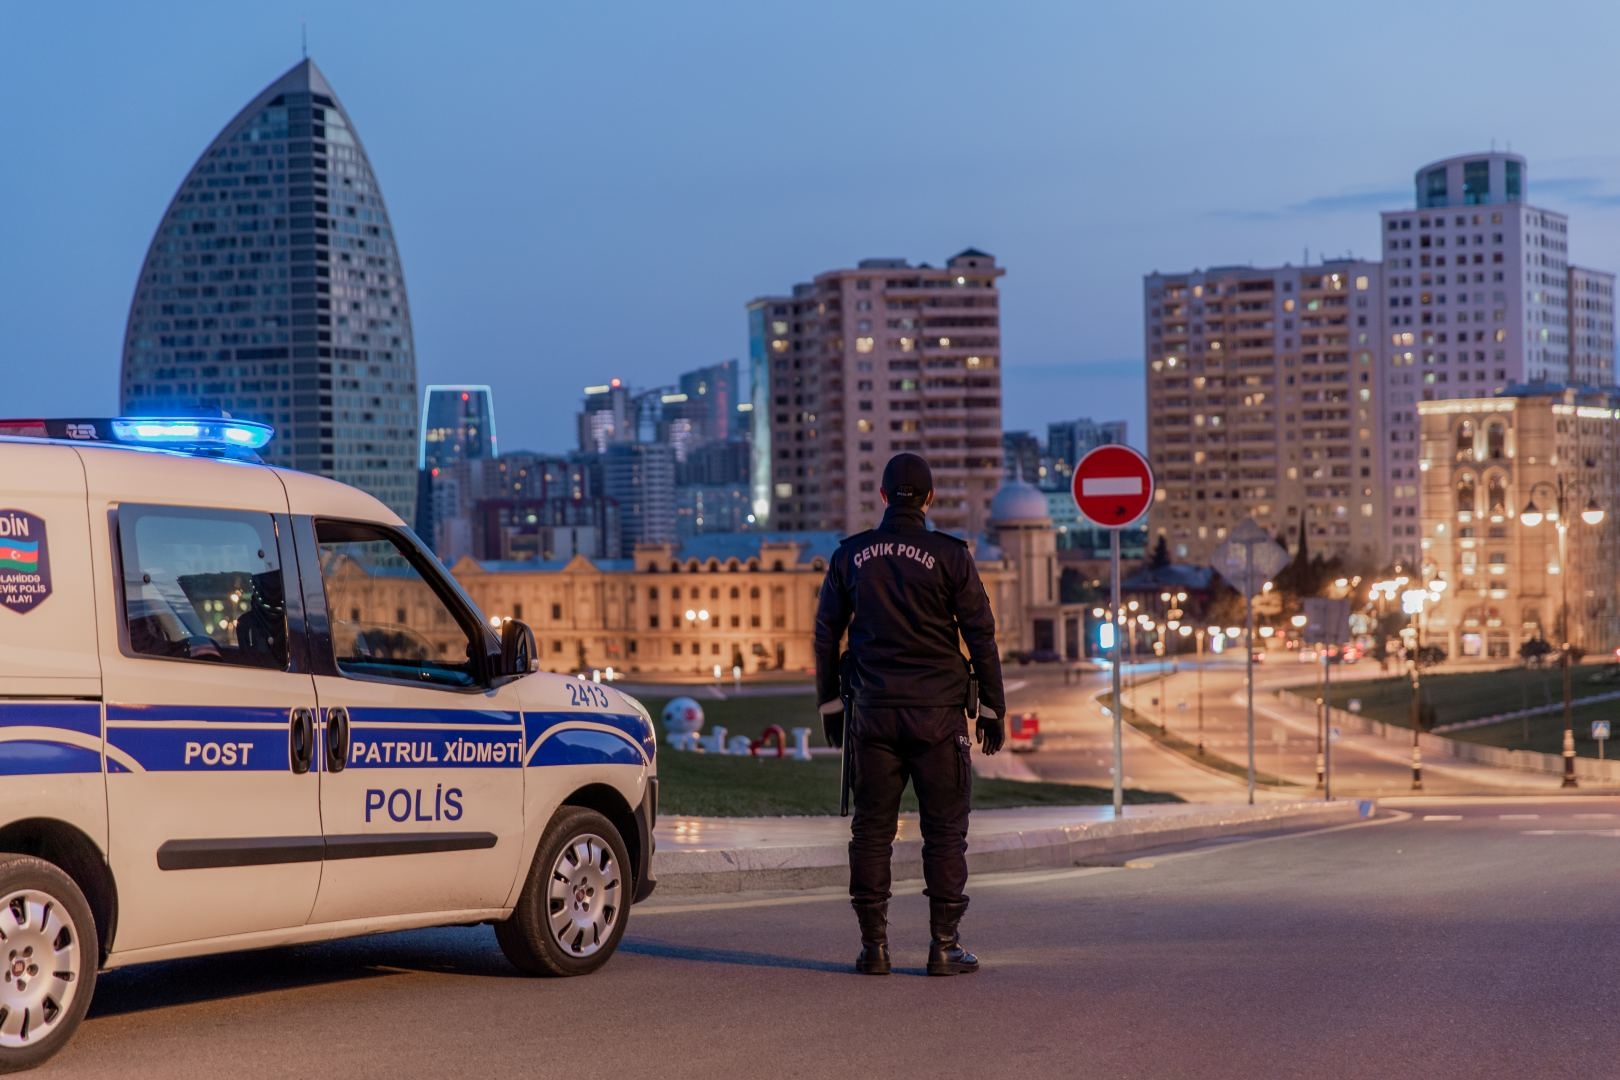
[495,807,631,977]
[0,855,98,1075]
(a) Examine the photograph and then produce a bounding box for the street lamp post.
[1399,574,1446,791]
[1291,612,1322,788]
[1520,476,1605,789]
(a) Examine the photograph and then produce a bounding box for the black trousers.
[848,705,972,908]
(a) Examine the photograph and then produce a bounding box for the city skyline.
[12,2,1620,454]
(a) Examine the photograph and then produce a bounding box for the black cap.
[881,452,933,505]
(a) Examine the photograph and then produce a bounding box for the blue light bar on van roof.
[109,417,274,450]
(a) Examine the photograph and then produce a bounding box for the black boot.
[853,900,891,975]
[927,899,978,976]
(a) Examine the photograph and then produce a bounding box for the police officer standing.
[814,452,1006,976]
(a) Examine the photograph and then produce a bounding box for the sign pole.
[1245,544,1256,805]
[1323,647,1332,801]
[1110,529,1124,817]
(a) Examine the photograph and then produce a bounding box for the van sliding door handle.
[326,706,350,773]
[289,707,315,774]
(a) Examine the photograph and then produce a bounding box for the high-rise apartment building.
[1144,260,1387,566]
[748,249,1005,537]
[120,59,418,518]
[1379,152,1615,565]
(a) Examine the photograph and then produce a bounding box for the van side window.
[119,507,289,670]
[315,520,480,689]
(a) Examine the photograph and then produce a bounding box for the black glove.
[822,707,845,749]
[976,711,1004,755]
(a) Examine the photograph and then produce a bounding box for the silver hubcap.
[547,833,620,958]
[0,889,81,1049]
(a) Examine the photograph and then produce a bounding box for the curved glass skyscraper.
[121,59,418,517]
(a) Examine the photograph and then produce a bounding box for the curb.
[652,800,1370,895]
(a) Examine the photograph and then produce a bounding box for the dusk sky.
[8,0,1620,454]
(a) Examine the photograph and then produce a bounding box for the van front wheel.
[0,855,97,1075]
[495,807,630,977]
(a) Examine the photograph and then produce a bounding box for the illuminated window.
[966,356,982,368]
[855,337,874,353]
[899,337,914,351]
[938,337,951,347]
[771,339,788,353]
[771,321,788,335]
[1356,276,1370,290]
[856,419,872,433]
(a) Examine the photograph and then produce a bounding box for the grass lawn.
[1299,664,1620,758]
[655,750,1181,817]
[633,692,819,744]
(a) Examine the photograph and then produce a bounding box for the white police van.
[0,417,658,1072]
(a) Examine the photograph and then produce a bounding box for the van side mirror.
[499,619,537,678]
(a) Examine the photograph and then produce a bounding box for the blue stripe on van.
[0,702,103,776]
[524,711,654,760]
[531,727,647,768]
[0,701,101,737]
[106,725,290,772]
[107,704,289,727]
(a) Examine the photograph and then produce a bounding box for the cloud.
[1209,186,1407,222]
[1536,175,1620,207]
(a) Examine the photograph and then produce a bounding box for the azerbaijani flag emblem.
[0,539,39,573]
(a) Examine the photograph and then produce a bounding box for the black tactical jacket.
[813,505,1006,716]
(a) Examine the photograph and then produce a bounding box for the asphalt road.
[1008,661,1565,798]
[48,797,1620,1079]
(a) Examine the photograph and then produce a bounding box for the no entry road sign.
[1072,445,1154,528]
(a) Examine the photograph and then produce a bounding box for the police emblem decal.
[0,509,51,614]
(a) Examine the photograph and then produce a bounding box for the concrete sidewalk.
[651,799,1371,894]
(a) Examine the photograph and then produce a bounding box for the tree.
[1148,535,1171,571]
[1520,637,1553,666]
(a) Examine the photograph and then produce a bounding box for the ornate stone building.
[1418,387,1620,660]
[324,482,1083,676]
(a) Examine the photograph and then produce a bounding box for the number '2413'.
[566,681,611,710]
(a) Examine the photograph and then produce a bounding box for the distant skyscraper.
[577,380,640,453]
[417,385,497,540]
[1046,418,1127,483]
[120,59,418,518]
[420,385,497,471]
[603,443,677,547]
[677,359,741,442]
[748,250,1005,537]
[1002,431,1042,484]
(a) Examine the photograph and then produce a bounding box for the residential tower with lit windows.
[747,250,1005,537]
[1379,152,1614,566]
[1143,260,1387,567]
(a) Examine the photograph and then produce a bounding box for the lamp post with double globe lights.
[1519,476,1605,788]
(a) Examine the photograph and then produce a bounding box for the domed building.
[976,478,1085,662]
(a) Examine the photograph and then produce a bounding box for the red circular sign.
[1071,445,1154,528]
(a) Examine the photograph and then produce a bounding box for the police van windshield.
[315,520,480,689]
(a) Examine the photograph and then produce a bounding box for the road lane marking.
[1574,813,1617,819]
[1423,814,1463,821]
[1524,828,1620,837]
[636,867,1122,916]
[1499,814,1540,820]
